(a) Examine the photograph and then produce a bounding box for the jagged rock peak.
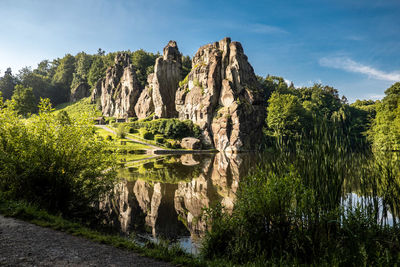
[163,41,181,62]
[175,37,266,152]
[114,53,131,66]
[98,53,142,118]
[151,40,182,118]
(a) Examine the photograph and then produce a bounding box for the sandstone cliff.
[95,53,142,118]
[175,37,266,152]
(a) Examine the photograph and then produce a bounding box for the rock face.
[175,37,266,152]
[98,53,142,118]
[134,74,155,119]
[181,137,202,150]
[70,83,90,102]
[151,41,182,118]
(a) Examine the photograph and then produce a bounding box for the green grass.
[54,97,102,118]
[0,197,203,267]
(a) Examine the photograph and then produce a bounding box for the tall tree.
[11,84,37,116]
[0,68,16,99]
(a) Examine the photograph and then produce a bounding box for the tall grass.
[202,121,400,265]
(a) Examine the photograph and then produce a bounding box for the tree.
[267,92,305,138]
[0,68,16,99]
[11,84,37,116]
[87,55,106,87]
[369,82,400,151]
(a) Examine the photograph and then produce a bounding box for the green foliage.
[154,134,164,143]
[116,124,127,139]
[202,126,400,265]
[129,118,202,140]
[87,55,106,87]
[267,92,305,137]
[11,84,37,116]
[0,97,117,217]
[369,82,400,151]
[52,54,76,98]
[140,128,154,140]
[54,97,102,119]
[131,49,159,88]
[0,68,17,100]
[181,55,192,78]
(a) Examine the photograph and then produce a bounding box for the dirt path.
[0,215,173,267]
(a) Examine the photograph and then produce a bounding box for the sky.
[0,0,399,102]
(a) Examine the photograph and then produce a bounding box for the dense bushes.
[202,125,400,265]
[0,98,117,218]
[129,118,201,140]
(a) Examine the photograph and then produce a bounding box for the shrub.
[140,128,154,140]
[0,98,117,217]
[116,124,127,139]
[129,127,137,134]
[128,117,138,122]
[154,134,164,144]
[106,135,113,141]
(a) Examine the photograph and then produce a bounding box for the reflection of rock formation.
[174,153,252,238]
[108,153,255,239]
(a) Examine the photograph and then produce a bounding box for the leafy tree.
[52,54,76,87]
[267,92,306,137]
[0,68,16,99]
[182,55,191,78]
[131,49,159,88]
[369,82,400,150]
[11,84,37,116]
[71,52,93,89]
[87,55,106,87]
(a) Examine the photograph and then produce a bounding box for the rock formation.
[175,37,266,152]
[134,74,155,119]
[150,41,182,118]
[97,53,142,118]
[70,83,90,102]
[94,38,265,152]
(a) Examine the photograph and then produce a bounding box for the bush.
[0,98,117,217]
[140,128,154,140]
[154,134,164,144]
[128,117,138,122]
[128,118,202,140]
[116,124,127,139]
[129,127,137,134]
[106,135,113,141]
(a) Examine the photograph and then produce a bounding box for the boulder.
[70,82,90,102]
[181,137,202,150]
[99,53,142,118]
[175,37,266,152]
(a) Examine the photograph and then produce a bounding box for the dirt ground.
[0,215,173,267]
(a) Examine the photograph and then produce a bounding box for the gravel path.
[0,215,174,267]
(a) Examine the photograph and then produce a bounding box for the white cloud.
[319,57,400,82]
[366,94,385,101]
[249,23,288,34]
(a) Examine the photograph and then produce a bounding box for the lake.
[101,151,400,254]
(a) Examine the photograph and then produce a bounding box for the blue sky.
[1,0,399,102]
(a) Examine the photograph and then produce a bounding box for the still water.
[101,151,399,254]
[101,153,256,254]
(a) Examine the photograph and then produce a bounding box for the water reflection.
[102,152,255,250]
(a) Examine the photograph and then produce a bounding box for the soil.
[0,215,174,267]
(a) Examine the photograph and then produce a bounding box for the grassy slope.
[54,97,102,118]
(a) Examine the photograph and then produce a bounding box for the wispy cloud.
[249,23,288,34]
[366,94,385,100]
[319,57,400,82]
